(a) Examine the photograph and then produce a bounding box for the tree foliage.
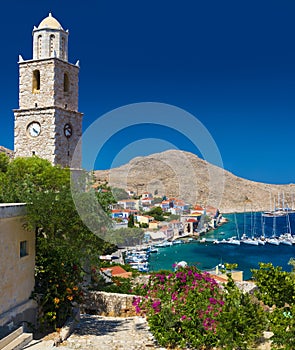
[216,272,267,349]
[251,262,295,348]
[0,153,9,173]
[112,187,129,201]
[251,262,295,308]
[103,227,144,247]
[146,206,165,221]
[95,183,117,214]
[128,214,135,228]
[0,156,117,329]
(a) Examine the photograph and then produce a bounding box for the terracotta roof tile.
[101,266,132,278]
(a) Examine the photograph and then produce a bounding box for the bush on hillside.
[133,265,267,349]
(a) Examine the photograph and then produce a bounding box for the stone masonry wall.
[14,107,56,161]
[14,56,82,167]
[18,58,79,112]
[14,107,82,167]
[54,108,82,168]
[54,59,79,111]
[81,291,137,317]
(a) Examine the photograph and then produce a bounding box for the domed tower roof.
[32,13,69,61]
[38,13,64,30]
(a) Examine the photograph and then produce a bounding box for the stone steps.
[0,326,32,350]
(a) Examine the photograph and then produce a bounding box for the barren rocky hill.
[94,150,295,213]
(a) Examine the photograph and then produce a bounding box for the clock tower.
[14,13,83,168]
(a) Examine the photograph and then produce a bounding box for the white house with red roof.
[160,200,172,212]
[140,197,153,208]
[173,199,190,212]
[111,209,132,220]
[141,192,153,199]
[117,199,139,210]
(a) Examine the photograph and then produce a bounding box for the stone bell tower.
[14,13,83,168]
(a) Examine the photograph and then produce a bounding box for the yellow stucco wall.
[149,221,159,229]
[0,204,35,316]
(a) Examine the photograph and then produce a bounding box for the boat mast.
[272,214,276,237]
[234,212,240,239]
[261,212,265,238]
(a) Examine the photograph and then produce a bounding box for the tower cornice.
[13,106,83,117]
[17,57,80,69]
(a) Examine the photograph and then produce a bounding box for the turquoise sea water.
[149,213,295,280]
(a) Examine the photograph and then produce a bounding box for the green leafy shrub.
[251,262,295,348]
[133,266,267,349]
[133,266,224,348]
[32,237,83,330]
[216,273,267,349]
[251,262,295,308]
[268,304,295,349]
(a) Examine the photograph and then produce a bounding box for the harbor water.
[148,212,295,280]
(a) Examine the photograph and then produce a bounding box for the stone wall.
[18,58,79,111]
[14,56,82,168]
[81,291,137,317]
[14,107,56,161]
[14,107,82,167]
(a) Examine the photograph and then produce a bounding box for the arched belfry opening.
[32,70,40,93]
[64,73,69,92]
[49,34,55,57]
[37,35,42,59]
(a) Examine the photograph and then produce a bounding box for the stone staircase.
[0,326,32,350]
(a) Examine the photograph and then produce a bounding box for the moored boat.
[266,237,280,245]
[240,234,259,246]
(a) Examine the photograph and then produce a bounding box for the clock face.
[27,122,41,137]
[64,123,72,138]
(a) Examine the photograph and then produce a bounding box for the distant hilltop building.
[13,13,83,167]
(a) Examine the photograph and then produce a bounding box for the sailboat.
[240,210,259,245]
[227,213,240,245]
[279,211,294,245]
[257,213,266,245]
[266,214,280,245]
[263,192,292,217]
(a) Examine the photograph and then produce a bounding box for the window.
[37,35,42,59]
[49,34,55,57]
[64,73,69,92]
[20,240,28,258]
[32,70,40,93]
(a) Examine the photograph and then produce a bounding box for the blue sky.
[1,0,295,184]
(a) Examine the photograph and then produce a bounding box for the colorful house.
[149,220,160,229]
[141,192,153,199]
[173,199,190,212]
[135,215,154,225]
[111,209,131,221]
[117,199,139,210]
